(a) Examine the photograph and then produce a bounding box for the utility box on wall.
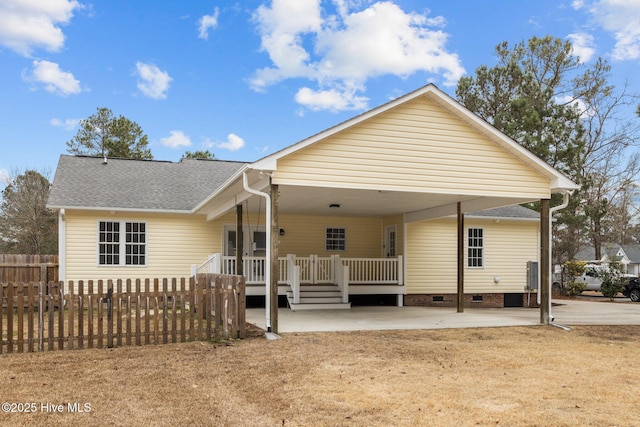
[526,261,538,291]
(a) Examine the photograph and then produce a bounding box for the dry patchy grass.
[1,325,639,426]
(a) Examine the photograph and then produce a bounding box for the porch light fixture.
[279,228,285,236]
[329,203,340,209]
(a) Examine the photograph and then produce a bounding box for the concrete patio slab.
[246,298,640,333]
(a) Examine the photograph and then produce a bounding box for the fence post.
[106,282,114,349]
[210,275,217,341]
[38,281,43,352]
[58,282,64,350]
[0,284,3,354]
[17,283,24,353]
[68,281,75,350]
[162,278,169,345]
[97,280,103,349]
[40,264,47,285]
[237,275,246,339]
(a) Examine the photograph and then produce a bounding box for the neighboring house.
[575,244,640,275]
[47,84,577,317]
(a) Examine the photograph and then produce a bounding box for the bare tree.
[0,170,57,254]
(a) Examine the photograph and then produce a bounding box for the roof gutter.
[242,169,273,332]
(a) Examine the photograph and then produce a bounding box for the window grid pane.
[125,222,146,266]
[98,221,120,265]
[467,228,483,268]
[326,228,346,251]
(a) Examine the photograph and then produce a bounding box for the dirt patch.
[1,325,639,426]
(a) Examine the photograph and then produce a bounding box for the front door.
[385,225,397,257]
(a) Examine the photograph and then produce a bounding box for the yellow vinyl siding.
[65,210,219,282]
[406,217,538,294]
[275,96,549,198]
[212,214,383,258]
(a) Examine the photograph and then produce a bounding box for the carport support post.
[457,202,464,313]
[270,182,279,334]
[540,199,550,325]
[236,205,243,277]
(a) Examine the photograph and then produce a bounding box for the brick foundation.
[404,293,539,308]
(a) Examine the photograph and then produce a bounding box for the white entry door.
[385,225,397,257]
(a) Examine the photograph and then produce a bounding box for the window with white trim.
[467,227,484,268]
[326,228,346,251]
[99,221,146,266]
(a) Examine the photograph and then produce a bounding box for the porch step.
[286,285,351,311]
[298,285,340,292]
[288,301,352,311]
[286,290,342,298]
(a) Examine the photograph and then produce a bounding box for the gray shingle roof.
[468,205,539,219]
[47,155,247,212]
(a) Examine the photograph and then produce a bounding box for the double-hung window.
[467,227,484,268]
[326,227,346,251]
[99,221,146,266]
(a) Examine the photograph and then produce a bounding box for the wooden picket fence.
[0,274,246,354]
[0,254,58,287]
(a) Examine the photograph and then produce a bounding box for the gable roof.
[576,244,640,264]
[251,84,577,193]
[47,155,247,213]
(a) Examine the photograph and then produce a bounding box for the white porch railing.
[193,254,403,302]
[342,256,404,284]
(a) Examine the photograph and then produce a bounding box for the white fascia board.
[192,164,250,212]
[203,190,256,221]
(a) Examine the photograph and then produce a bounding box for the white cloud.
[295,86,368,111]
[26,60,81,96]
[567,32,596,62]
[160,130,191,148]
[572,0,585,10]
[50,117,80,130]
[198,8,219,40]
[0,0,81,56]
[135,62,172,99]
[587,0,640,60]
[557,95,593,119]
[217,134,245,151]
[0,169,10,187]
[250,0,464,112]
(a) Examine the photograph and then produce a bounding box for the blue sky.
[1,0,639,189]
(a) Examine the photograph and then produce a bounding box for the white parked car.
[578,264,636,292]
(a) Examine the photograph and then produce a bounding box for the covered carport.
[195,84,578,333]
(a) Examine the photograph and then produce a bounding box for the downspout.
[242,170,272,331]
[544,191,571,322]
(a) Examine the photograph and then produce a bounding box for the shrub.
[564,280,587,297]
[561,260,587,296]
[597,262,626,301]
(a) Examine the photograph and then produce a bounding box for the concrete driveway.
[246,297,640,333]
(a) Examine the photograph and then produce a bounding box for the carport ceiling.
[253,185,479,217]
